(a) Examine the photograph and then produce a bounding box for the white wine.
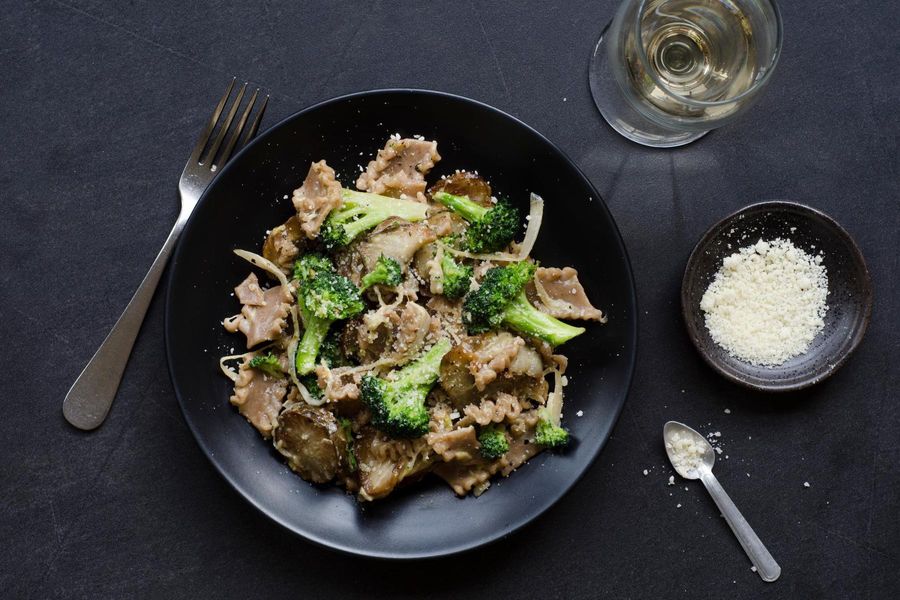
[627,0,764,119]
[589,0,781,146]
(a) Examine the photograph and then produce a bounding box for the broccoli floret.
[319,328,352,368]
[360,339,452,438]
[462,261,585,346]
[293,254,365,375]
[297,330,351,398]
[248,353,283,378]
[320,189,429,250]
[292,253,334,281]
[299,374,323,400]
[433,191,521,253]
[478,425,509,459]
[440,253,473,299]
[361,255,403,290]
[535,411,570,449]
[339,417,358,472]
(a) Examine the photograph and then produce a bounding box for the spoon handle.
[700,469,781,582]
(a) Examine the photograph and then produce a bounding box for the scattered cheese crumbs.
[666,430,708,477]
[576,410,584,417]
[803,481,810,488]
[699,238,829,366]
[724,408,731,414]
[676,503,682,508]
[751,566,758,573]
[668,476,675,486]
[643,469,649,476]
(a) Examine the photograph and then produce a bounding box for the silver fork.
[63,80,268,430]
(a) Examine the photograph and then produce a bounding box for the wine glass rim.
[632,0,783,108]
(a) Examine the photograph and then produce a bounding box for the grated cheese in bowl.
[700,238,828,366]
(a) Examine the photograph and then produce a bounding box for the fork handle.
[699,469,781,582]
[62,216,186,430]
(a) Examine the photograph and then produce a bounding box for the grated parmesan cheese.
[700,238,829,366]
[666,430,708,478]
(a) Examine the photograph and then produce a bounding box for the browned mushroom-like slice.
[273,405,349,484]
[355,428,434,501]
[438,344,479,408]
[428,170,493,207]
[262,215,305,274]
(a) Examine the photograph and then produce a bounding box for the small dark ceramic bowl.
[681,201,872,392]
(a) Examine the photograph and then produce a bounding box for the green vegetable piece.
[361,255,403,290]
[361,339,452,438]
[462,261,584,346]
[293,254,364,375]
[439,253,473,300]
[478,425,510,459]
[433,191,520,253]
[320,189,429,250]
[248,353,283,378]
[535,414,570,449]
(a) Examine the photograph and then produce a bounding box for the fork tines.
[192,78,268,170]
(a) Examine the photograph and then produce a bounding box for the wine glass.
[589,0,783,147]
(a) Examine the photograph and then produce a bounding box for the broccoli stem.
[325,189,429,246]
[295,311,332,375]
[433,191,488,222]
[342,189,428,220]
[397,338,452,390]
[501,291,586,346]
[339,210,395,243]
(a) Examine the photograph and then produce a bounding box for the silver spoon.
[663,421,781,582]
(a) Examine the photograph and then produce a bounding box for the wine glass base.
[589,25,708,148]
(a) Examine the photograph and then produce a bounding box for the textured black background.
[3,1,898,598]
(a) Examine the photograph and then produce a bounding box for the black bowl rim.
[164,88,638,558]
[681,200,872,392]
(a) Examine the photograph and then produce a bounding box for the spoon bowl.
[663,421,714,479]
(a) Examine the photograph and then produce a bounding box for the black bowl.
[681,201,872,392]
[165,89,637,558]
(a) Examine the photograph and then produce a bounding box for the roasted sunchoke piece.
[273,405,351,484]
[428,170,493,207]
[356,428,434,500]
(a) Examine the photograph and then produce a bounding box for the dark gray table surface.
[3,1,898,598]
